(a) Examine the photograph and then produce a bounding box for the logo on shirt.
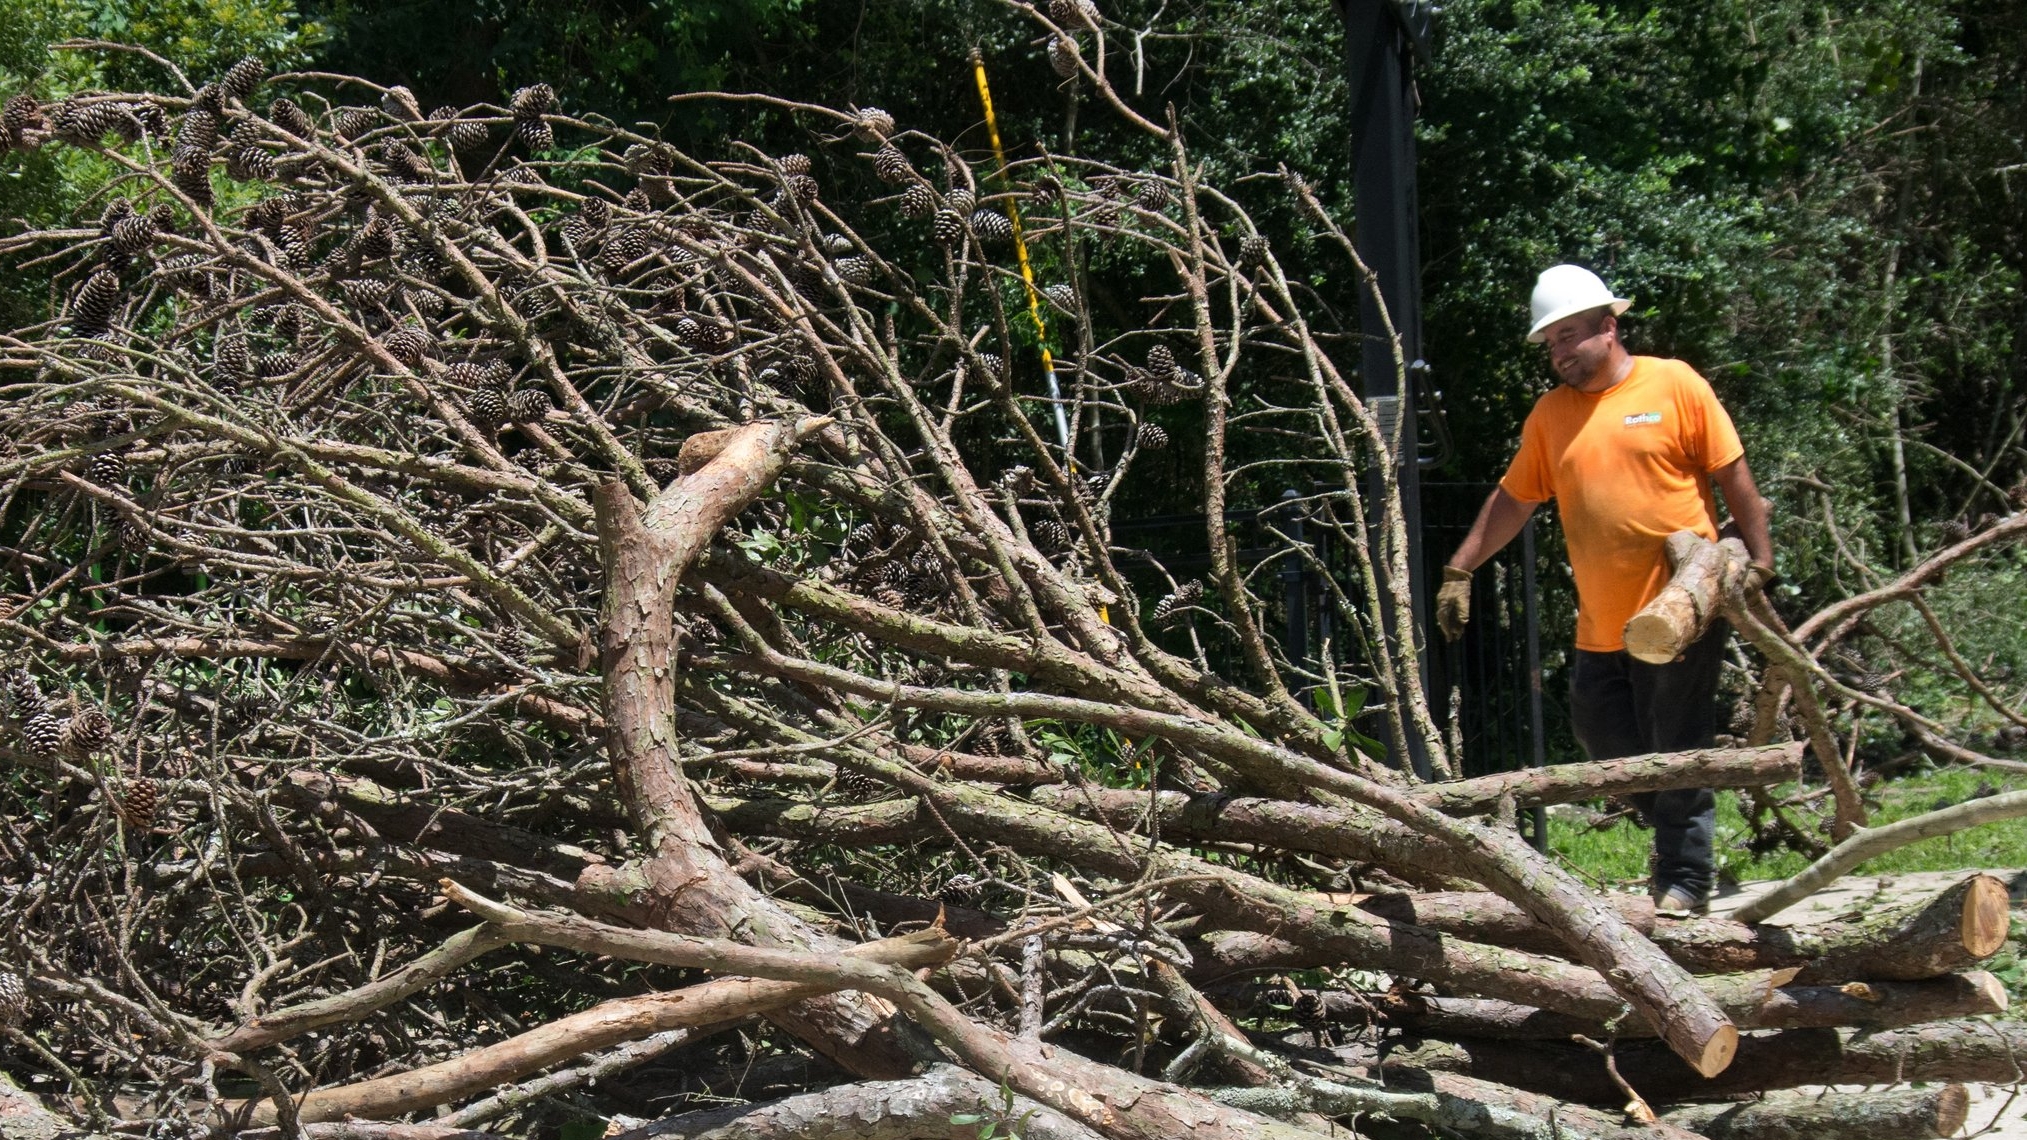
[1623,411,1663,427]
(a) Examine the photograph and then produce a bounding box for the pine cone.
[382,325,434,367]
[510,84,557,118]
[871,584,909,609]
[833,766,884,801]
[64,707,114,754]
[466,386,509,428]
[507,387,551,423]
[269,98,316,138]
[119,520,150,554]
[220,57,267,103]
[225,143,275,182]
[1048,35,1080,78]
[1238,233,1269,270]
[1135,179,1170,211]
[86,450,127,486]
[1937,518,1973,544]
[936,871,985,904]
[515,117,554,153]
[0,971,25,1029]
[254,350,301,378]
[21,712,64,761]
[843,521,883,557]
[213,331,250,379]
[116,776,158,831]
[1151,579,1203,624]
[52,98,118,145]
[333,107,378,140]
[431,108,487,152]
[969,209,1014,244]
[175,108,219,155]
[900,182,936,218]
[854,107,895,140]
[834,255,876,284]
[4,668,46,718]
[1050,0,1100,28]
[1136,423,1169,450]
[380,140,430,181]
[3,94,45,148]
[1032,518,1070,550]
[1146,344,1177,376]
[356,212,398,259]
[872,144,912,183]
[644,458,681,483]
[945,188,976,215]
[71,269,122,337]
[108,213,156,255]
[931,209,965,245]
[339,277,393,309]
[2007,478,2027,511]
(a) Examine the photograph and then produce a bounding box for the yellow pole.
[970,49,1070,454]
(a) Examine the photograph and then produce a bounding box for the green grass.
[1546,765,2027,890]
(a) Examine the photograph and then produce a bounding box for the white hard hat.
[1526,264,1631,343]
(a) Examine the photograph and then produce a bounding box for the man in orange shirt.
[1437,265,1774,914]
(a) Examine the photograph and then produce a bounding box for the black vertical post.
[1339,0,1432,777]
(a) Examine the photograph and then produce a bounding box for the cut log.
[1657,873,2011,982]
[1341,874,2011,984]
[1658,1086,1969,1140]
[1377,1019,2027,1104]
[1298,971,2003,1039]
[1730,792,2027,923]
[1624,531,1747,664]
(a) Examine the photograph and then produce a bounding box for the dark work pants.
[1568,621,1728,897]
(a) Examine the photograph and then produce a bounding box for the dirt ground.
[1715,869,2027,1138]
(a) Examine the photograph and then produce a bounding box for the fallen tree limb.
[1378,1019,2027,1104]
[441,886,1336,1140]
[1656,1085,1969,1140]
[1309,970,2003,1039]
[211,924,512,1054]
[1732,794,2027,922]
[262,914,957,1124]
[1408,743,1803,815]
[600,1064,1108,1140]
[722,641,1744,1076]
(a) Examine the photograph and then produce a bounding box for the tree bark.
[1314,971,2003,1039]
[1657,874,2011,981]
[1378,1019,2027,1104]
[592,417,919,1080]
[1657,1085,1969,1140]
[1411,743,1802,815]
[264,924,956,1124]
[1624,531,1747,664]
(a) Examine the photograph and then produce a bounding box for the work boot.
[1652,883,1710,917]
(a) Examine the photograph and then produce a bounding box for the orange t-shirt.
[1499,357,1744,652]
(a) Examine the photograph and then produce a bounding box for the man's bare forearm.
[1713,458,1774,569]
[1447,487,1539,572]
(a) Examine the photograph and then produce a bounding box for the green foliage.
[1550,766,2027,888]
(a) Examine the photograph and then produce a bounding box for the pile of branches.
[0,19,2021,1140]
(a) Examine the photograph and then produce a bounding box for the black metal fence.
[1113,484,1547,826]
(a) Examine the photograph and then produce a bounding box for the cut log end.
[1694,1023,1740,1078]
[1624,612,1687,664]
[1935,1083,1971,1138]
[1961,875,2010,960]
[1964,970,2011,1014]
